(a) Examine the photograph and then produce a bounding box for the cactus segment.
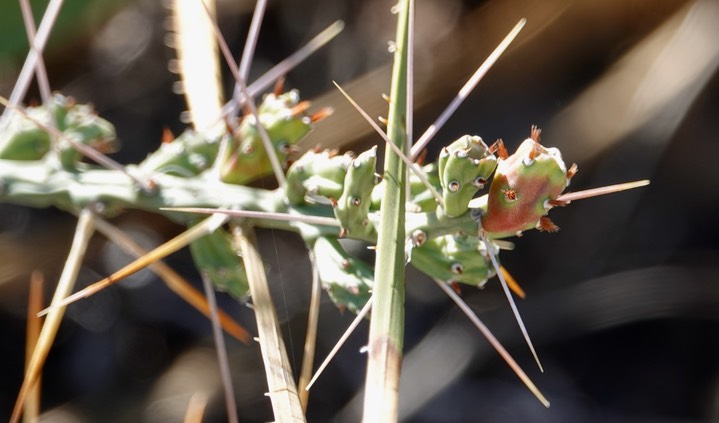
[481,131,573,238]
[139,129,222,177]
[0,94,116,164]
[409,233,497,287]
[189,225,249,300]
[312,237,373,313]
[437,135,497,218]
[218,90,313,185]
[285,148,352,205]
[333,146,378,238]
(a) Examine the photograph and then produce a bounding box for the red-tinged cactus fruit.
[481,127,576,238]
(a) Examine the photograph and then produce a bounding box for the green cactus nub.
[285,148,352,205]
[139,128,222,177]
[189,226,249,300]
[333,146,378,239]
[0,94,116,166]
[481,131,572,238]
[218,90,313,185]
[409,233,497,287]
[438,135,497,218]
[313,237,373,313]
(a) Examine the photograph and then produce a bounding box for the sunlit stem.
[332,81,444,209]
[433,279,550,408]
[200,272,239,423]
[11,208,95,423]
[305,296,373,391]
[410,18,526,161]
[556,180,650,203]
[199,1,287,187]
[480,231,544,373]
[37,213,229,317]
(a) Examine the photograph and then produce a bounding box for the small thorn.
[450,281,462,295]
[273,76,286,96]
[381,93,390,103]
[536,216,559,232]
[310,107,333,123]
[415,149,428,165]
[530,125,542,143]
[566,163,578,181]
[378,116,388,125]
[161,127,174,143]
[499,266,525,299]
[490,139,508,160]
[290,100,311,116]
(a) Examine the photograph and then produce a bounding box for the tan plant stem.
[298,250,322,411]
[11,208,95,423]
[232,224,306,422]
[23,271,44,423]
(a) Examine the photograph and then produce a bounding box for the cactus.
[1,2,651,422]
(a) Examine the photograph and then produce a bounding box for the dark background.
[1,0,718,422]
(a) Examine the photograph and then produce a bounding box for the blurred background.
[1,0,718,421]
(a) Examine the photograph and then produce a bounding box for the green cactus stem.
[312,237,373,314]
[437,135,497,218]
[333,146,378,238]
[409,233,497,287]
[0,94,116,163]
[218,90,313,185]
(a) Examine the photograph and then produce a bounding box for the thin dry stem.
[200,273,239,423]
[37,214,229,317]
[233,224,306,422]
[23,271,44,423]
[297,250,322,410]
[11,208,96,423]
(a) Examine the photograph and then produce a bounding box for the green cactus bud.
[312,237,373,313]
[409,232,497,286]
[189,225,249,300]
[0,94,116,164]
[438,135,497,218]
[285,148,352,205]
[139,128,222,177]
[219,90,312,185]
[481,132,572,238]
[334,146,377,238]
